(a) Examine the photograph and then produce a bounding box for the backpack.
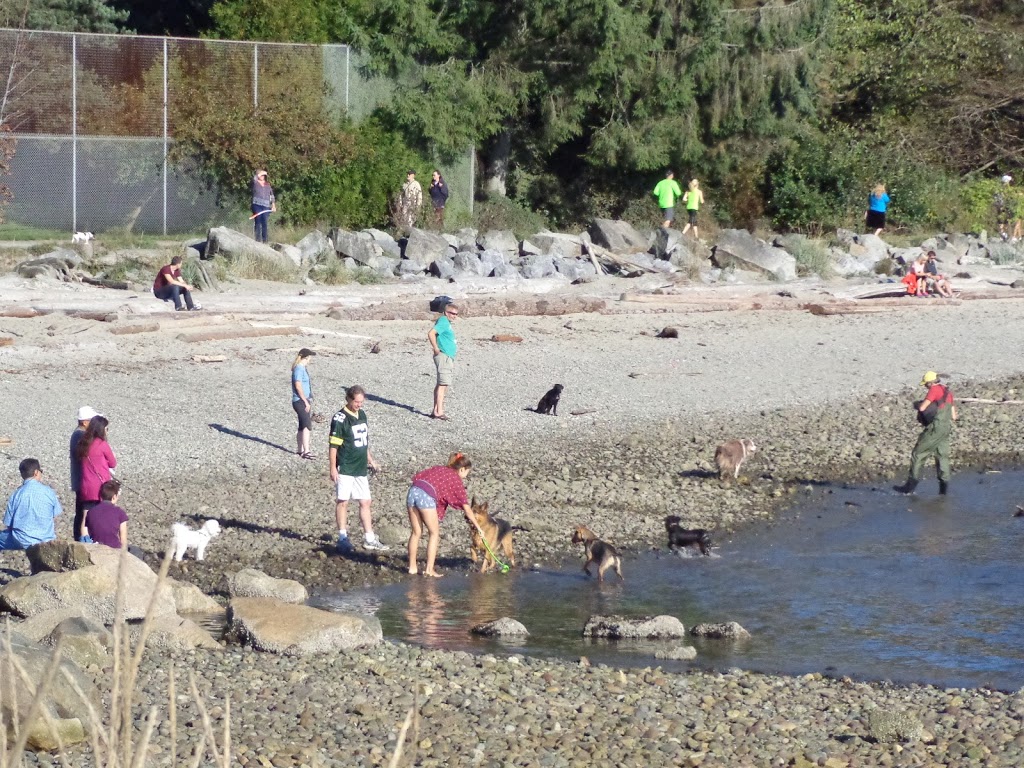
[429,295,452,313]
[916,385,950,426]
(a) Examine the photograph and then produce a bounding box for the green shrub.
[226,253,299,283]
[311,259,390,285]
[471,196,550,240]
[780,234,834,278]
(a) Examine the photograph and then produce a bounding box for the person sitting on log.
[153,256,202,312]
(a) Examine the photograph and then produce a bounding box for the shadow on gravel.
[208,423,294,454]
[186,513,312,542]
[365,393,431,418]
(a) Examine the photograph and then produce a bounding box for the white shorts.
[335,475,371,501]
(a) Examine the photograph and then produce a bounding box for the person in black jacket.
[429,170,450,230]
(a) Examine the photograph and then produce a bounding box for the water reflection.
[313,470,1024,690]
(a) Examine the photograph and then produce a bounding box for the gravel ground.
[3,281,1024,766]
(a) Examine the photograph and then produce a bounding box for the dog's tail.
[510,525,529,532]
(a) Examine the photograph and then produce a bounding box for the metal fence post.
[162,37,168,236]
[253,44,259,108]
[345,45,350,114]
[469,146,474,217]
[71,33,77,233]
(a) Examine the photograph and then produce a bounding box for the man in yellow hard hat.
[894,371,957,495]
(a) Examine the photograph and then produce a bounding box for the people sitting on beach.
[153,255,201,312]
[0,458,61,550]
[924,251,954,298]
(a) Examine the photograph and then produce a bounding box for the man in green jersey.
[652,170,683,229]
[328,385,387,554]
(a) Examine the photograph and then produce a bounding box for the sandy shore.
[2,275,1024,765]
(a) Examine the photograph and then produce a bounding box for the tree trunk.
[483,130,511,198]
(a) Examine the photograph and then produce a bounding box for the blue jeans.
[252,205,271,243]
[154,284,195,310]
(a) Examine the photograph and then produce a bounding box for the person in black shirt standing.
[429,170,449,230]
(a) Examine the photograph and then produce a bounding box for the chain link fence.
[0,29,473,235]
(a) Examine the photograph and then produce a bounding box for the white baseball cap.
[77,406,99,421]
[1001,174,1013,183]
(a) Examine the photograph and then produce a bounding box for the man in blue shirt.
[428,302,459,420]
[0,458,62,550]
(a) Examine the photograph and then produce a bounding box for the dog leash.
[467,515,511,574]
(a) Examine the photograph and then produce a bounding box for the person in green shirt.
[652,171,683,229]
[328,385,387,554]
[682,179,705,239]
[428,302,459,420]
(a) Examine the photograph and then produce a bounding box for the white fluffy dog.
[171,519,222,562]
[72,231,94,244]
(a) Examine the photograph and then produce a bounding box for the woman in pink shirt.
[75,415,116,538]
[406,453,473,577]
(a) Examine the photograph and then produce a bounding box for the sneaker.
[363,533,390,551]
[189,304,203,311]
[336,533,354,555]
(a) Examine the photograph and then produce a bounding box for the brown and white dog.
[571,525,623,582]
[714,438,757,480]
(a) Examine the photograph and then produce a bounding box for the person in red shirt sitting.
[405,453,474,577]
[153,256,201,311]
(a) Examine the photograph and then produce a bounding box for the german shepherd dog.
[714,438,757,481]
[468,500,519,573]
[571,525,623,582]
[535,384,564,415]
[664,515,713,556]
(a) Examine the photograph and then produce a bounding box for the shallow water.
[311,470,1024,690]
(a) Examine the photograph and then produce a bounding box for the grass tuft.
[781,234,834,279]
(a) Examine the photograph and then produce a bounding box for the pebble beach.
[2,273,1024,766]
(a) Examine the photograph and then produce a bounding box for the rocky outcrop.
[403,228,449,268]
[228,597,382,655]
[689,621,750,639]
[41,615,110,669]
[168,578,221,613]
[27,540,92,574]
[471,618,530,637]
[296,230,333,263]
[0,544,175,622]
[582,615,686,639]
[531,231,583,260]
[131,614,221,651]
[1,633,98,751]
[479,230,519,256]
[16,250,82,280]
[204,227,293,269]
[712,229,797,282]
[589,219,648,254]
[228,568,308,604]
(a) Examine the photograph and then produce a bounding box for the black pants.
[76,498,97,542]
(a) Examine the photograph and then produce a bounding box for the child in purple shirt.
[85,480,129,550]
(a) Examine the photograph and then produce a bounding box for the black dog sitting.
[535,384,564,415]
[665,515,712,556]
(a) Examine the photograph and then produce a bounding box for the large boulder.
[332,229,380,265]
[478,249,508,277]
[168,578,221,614]
[471,618,529,637]
[530,231,583,260]
[27,540,92,574]
[453,252,488,277]
[653,228,683,260]
[690,621,750,639]
[478,230,519,256]
[1,633,98,751]
[712,229,797,282]
[0,544,175,622]
[41,615,111,669]
[554,258,585,281]
[454,228,479,251]
[847,233,890,268]
[228,597,382,655]
[16,250,82,280]
[403,228,449,268]
[522,254,557,279]
[430,253,456,280]
[582,615,686,639]
[363,228,402,258]
[273,243,303,267]
[364,254,400,276]
[204,227,292,269]
[12,608,92,642]
[296,230,333,263]
[588,219,648,254]
[131,614,221,651]
[229,569,308,604]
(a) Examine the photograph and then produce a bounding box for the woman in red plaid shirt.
[406,453,473,577]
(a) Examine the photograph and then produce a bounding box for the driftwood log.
[81,276,132,290]
[109,322,160,336]
[490,334,523,343]
[0,336,13,347]
[177,326,303,343]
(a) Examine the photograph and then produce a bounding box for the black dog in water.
[665,515,713,556]
[535,384,564,416]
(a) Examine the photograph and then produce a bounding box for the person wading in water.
[894,371,957,496]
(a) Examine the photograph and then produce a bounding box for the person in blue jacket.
[866,184,890,236]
